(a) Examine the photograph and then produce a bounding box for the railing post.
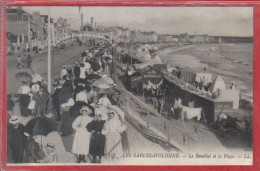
[147,112,150,128]
[167,123,170,142]
[183,135,186,145]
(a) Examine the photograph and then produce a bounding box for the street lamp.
[47,7,52,93]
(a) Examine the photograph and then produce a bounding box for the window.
[17,14,22,21]
[7,14,17,21]
[23,15,28,21]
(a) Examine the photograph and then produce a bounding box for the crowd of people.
[16,54,32,69]
[7,41,129,164]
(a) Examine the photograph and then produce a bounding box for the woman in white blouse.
[71,105,93,163]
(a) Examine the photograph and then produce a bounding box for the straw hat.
[45,143,55,149]
[219,113,228,120]
[24,132,30,137]
[9,115,20,125]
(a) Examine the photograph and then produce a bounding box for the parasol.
[87,74,101,81]
[15,72,32,83]
[25,117,57,136]
[92,79,109,87]
[98,87,113,95]
[102,77,114,85]
[32,74,43,83]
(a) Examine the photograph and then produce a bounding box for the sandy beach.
[156,43,253,102]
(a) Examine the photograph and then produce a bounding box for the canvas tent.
[209,75,226,92]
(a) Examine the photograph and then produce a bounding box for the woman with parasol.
[71,105,94,163]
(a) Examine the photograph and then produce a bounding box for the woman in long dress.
[101,111,126,159]
[71,105,93,163]
[87,114,105,163]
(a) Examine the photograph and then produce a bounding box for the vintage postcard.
[3,5,253,166]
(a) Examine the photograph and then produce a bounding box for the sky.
[22,6,253,37]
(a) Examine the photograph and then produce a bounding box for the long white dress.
[72,115,93,155]
[102,115,126,157]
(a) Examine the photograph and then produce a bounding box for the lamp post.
[47,7,52,93]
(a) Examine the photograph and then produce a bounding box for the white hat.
[65,98,75,107]
[19,85,30,94]
[219,113,228,120]
[42,81,47,85]
[76,92,87,102]
[32,74,43,83]
[31,84,40,92]
[80,106,91,114]
[45,113,54,118]
[9,115,20,125]
[24,132,30,137]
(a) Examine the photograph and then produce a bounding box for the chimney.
[81,14,83,28]
[91,17,93,27]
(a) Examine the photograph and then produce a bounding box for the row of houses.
[93,27,252,44]
[86,26,215,44]
[7,6,71,52]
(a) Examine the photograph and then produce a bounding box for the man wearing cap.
[38,143,57,163]
[7,115,26,163]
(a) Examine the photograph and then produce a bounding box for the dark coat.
[60,110,74,136]
[7,123,26,163]
[41,89,49,103]
[19,94,31,116]
[87,120,105,156]
[52,87,61,107]
[7,99,14,111]
[67,67,72,78]
[74,66,81,79]
[32,92,41,108]
[108,96,118,105]
[59,81,73,105]
[23,138,45,163]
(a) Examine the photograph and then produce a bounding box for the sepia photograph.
[5,6,253,165]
